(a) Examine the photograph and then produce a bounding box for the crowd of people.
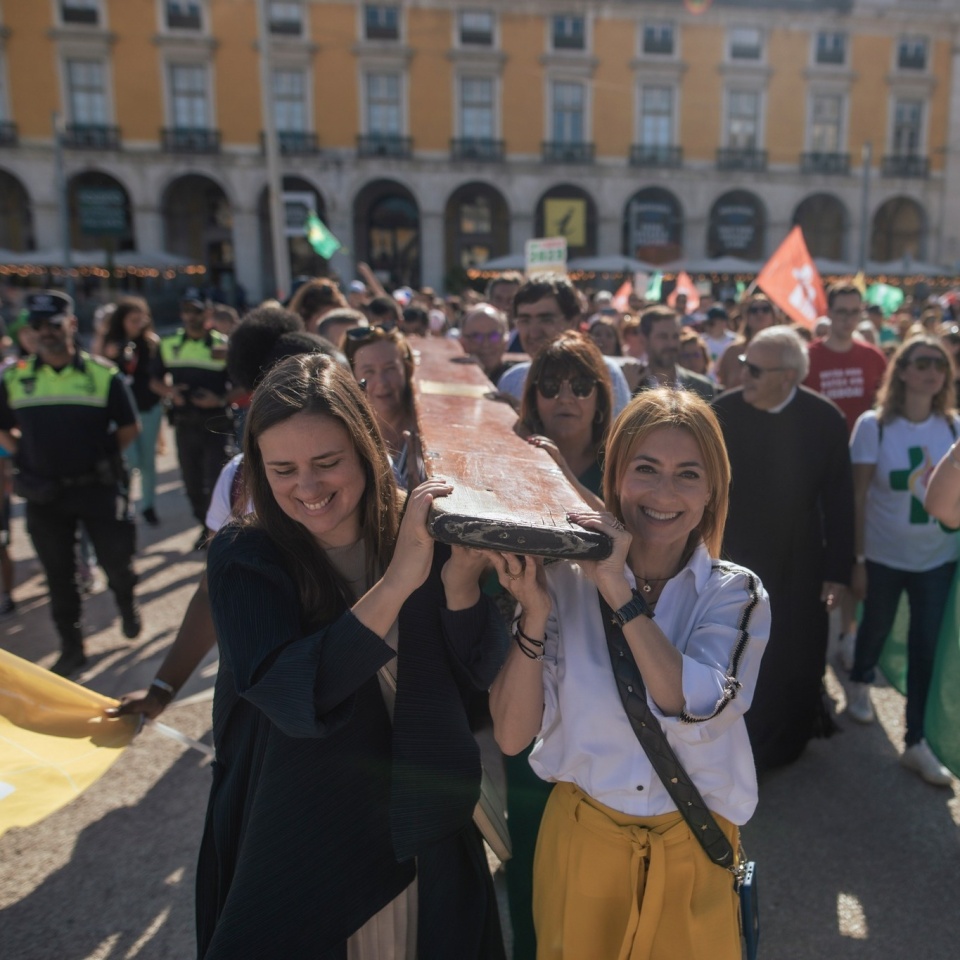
[1,263,959,957]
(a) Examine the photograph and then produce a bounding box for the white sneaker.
[846,682,875,724]
[837,632,856,673]
[900,741,953,787]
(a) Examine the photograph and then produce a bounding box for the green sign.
[77,187,127,236]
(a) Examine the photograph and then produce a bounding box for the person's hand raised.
[384,478,452,597]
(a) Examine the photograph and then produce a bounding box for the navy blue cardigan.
[197,525,508,959]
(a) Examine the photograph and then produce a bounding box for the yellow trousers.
[533,782,741,960]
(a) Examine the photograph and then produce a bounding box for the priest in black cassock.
[713,326,854,771]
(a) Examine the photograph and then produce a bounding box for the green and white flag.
[305,210,341,259]
[645,271,663,302]
[865,282,905,317]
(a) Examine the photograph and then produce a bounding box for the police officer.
[0,291,141,676]
[150,296,231,551]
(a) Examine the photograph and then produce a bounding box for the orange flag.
[610,279,632,313]
[667,271,700,312]
[754,226,826,329]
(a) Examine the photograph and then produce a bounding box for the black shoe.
[51,649,88,677]
[193,529,209,551]
[142,507,160,526]
[120,601,142,639]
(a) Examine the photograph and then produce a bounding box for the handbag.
[598,593,758,960]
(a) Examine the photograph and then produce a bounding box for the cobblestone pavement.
[1,445,958,959]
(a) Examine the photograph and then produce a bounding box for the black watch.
[610,588,653,627]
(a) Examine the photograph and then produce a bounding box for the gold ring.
[508,573,522,581]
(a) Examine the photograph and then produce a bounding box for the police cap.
[25,290,75,329]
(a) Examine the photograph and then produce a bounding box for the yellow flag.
[0,649,137,836]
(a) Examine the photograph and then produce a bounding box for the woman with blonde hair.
[847,335,959,786]
[490,387,770,960]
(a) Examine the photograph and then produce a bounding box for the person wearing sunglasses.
[715,293,779,390]
[459,303,514,383]
[845,336,959,786]
[714,325,854,772]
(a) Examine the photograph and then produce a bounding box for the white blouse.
[529,543,770,825]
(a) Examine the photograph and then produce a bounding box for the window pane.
[170,65,208,127]
[461,77,493,138]
[815,32,846,65]
[552,82,584,142]
[643,22,674,55]
[273,69,305,131]
[460,10,493,45]
[640,86,672,145]
[727,91,758,148]
[730,27,761,60]
[367,72,400,134]
[893,100,923,154]
[811,95,842,151]
[67,60,106,124]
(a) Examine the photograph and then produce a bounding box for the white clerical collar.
[766,386,797,414]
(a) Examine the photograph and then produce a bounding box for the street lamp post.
[858,142,872,273]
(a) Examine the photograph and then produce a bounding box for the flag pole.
[256,0,292,301]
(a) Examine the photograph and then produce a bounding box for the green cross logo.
[889,446,932,524]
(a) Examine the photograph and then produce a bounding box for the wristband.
[150,678,176,702]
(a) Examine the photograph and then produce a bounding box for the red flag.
[754,226,826,329]
[610,280,632,313]
[667,271,700,312]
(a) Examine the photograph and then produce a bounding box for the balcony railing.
[161,127,221,153]
[881,154,930,179]
[62,124,121,150]
[0,121,18,147]
[261,131,320,155]
[542,141,595,164]
[268,18,302,36]
[800,152,850,175]
[450,138,505,161]
[643,38,674,56]
[897,53,926,71]
[553,34,585,51]
[357,133,412,158]
[629,144,682,168]
[717,147,767,172]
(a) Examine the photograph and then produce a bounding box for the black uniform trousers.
[26,485,137,653]
[174,414,231,526]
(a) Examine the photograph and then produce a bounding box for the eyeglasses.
[738,355,788,379]
[536,376,598,399]
[907,355,949,372]
[462,331,504,345]
[345,323,396,342]
[746,305,773,316]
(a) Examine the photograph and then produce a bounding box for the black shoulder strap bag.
[598,592,759,960]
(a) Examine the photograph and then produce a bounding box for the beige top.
[327,539,417,960]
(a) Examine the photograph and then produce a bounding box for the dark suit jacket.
[632,364,718,402]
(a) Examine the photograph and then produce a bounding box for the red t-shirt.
[804,339,889,434]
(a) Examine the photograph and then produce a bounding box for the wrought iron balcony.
[0,121,18,147]
[62,124,121,150]
[897,53,926,71]
[629,144,682,168]
[800,152,850,175]
[881,154,930,179]
[542,141,594,164]
[716,148,767,172]
[161,127,221,153]
[261,131,320,155]
[450,138,505,161]
[357,134,412,158]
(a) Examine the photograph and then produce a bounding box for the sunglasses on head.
[907,355,949,372]
[536,376,598,399]
[345,322,396,342]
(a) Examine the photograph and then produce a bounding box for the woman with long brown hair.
[847,335,959,786]
[197,353,506,958]
[103,296,163,525]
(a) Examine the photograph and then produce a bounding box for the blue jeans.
[851,559,957,746]
[124,404,163,512]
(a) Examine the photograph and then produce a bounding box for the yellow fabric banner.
[0,649,137,837]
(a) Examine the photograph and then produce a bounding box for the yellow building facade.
[0,0,959,298]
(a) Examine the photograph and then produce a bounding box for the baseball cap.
[706,305,728,322]
[25,290,74,328]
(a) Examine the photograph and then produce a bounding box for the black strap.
[598,592,736,869]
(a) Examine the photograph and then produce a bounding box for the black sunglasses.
[738,355,787,379]
[746,305,773,315]
[536,376,598,399]
[345,322,396,342]
[906,355,949,372]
